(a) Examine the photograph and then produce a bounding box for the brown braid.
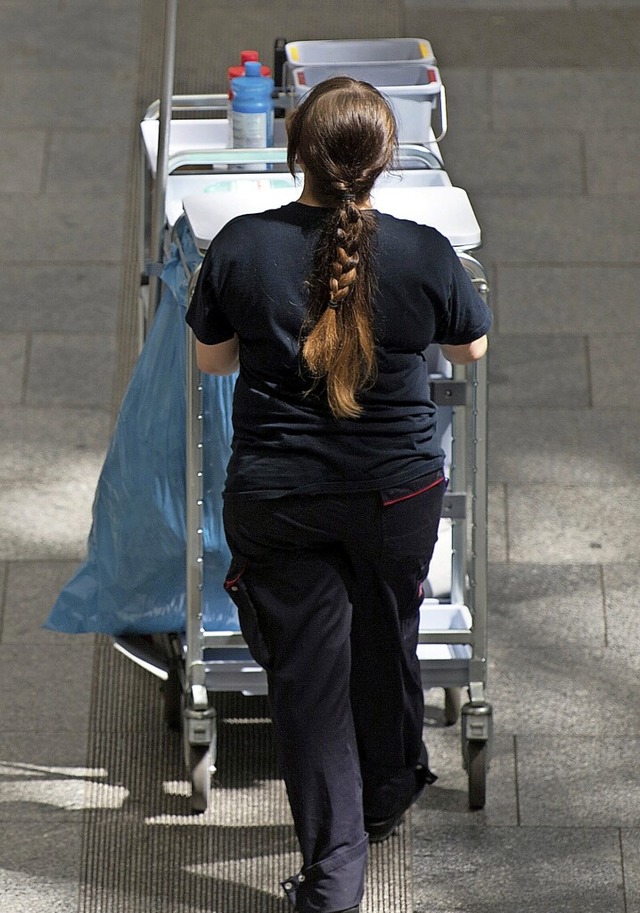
[329,205,360,307]
[286,77,397,418]
[302,201,377,419]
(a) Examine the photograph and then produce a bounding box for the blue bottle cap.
[244,61,262,77]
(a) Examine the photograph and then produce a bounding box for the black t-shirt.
[186,201,492,499]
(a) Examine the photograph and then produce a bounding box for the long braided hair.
[286,77,397,419]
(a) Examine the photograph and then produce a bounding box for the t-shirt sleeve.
[433,244,493,345]
[185,241,236,345]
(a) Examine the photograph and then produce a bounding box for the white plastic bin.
[285,37,436,67]
[418,603,473,662]
[291,63,443,143]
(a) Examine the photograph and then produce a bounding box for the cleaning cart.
[49,1,492,814]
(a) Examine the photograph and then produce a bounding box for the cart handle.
[162,143,444,175]
[143,92,292,120]
[433,84,447,142]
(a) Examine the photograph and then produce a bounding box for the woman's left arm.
[195,335,240,375]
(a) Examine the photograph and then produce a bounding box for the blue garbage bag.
[45,218,239,635]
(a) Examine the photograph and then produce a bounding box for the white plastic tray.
[418,602,473,661]
[285,37,436,66]
[183,183,480,251]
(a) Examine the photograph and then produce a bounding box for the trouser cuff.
[282,835,368,913]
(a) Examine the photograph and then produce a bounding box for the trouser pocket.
[224,559,272,671]
[379,469,445,561]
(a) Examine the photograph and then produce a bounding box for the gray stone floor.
[1,1,639,911]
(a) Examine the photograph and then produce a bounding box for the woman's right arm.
[441,334,488,365]
[436,243,492,363]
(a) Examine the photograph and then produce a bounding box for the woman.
[186,77,491,913]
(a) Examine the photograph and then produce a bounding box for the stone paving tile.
[487,644,640,737]
[0,405,110,485]
[488,484,507,562]
[0,193,127,262]
[589,335,640,410]
[45,130,132,194]
[493,70,640,133]
[26,333,116,407]
[469,196,640,265]
[206,0,403,32]
[0,561,5,631]
[516,736,640,827]
[602,563,640,654]
[0,478,96,561]
[0,820,82,913]
[439,129,583,196]
[0,729,89,774]
[623,830,640,913]
[423,68,493,141]
[578,0,640,6]
[488,407,640,486]
[0,5,141,70]
[56,0,136,7]
[488,563,606,650]
[405,0,572,8]
[0,130,46,192]
[489,334,590,408]
[0,728,94,821]
[507,484,640,564]
[0,641,95,732]
[402,9,640,67]
[412,823,625,913]
[586,132,640,195]
[0,732,127,827]
[2,560,85,644]
[0,69,136,130]
[0,335,27,405]
[495,266,640,336]
[0,264,121,334]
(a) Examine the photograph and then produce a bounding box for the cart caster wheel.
[467,740,488,810]
[460,700,492,810]
[189,744,213,813]
[162,659,183,731]
[443,687,461,725]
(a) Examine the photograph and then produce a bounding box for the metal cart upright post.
[120,0,493,813]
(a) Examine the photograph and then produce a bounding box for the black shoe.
[365,808,406,843]
[364,763,437,844]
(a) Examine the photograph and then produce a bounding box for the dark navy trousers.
[223,469,445,913]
